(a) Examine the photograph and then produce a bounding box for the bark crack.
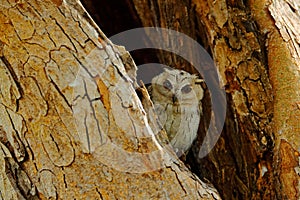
[26,1,43,18]
[69,9,92,44]
[96,188,104,200]
[167,166,187,195]
[51,17,77,53]
[82,77,104,147]
[49,133,61,154]
[82,91,91,152]
[62,168,68,189]
[5,107,26,161]
[49,76,72,109]
[0,56,23,96]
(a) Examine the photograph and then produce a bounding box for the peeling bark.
[0,0,220,199]
[81,0,300,199]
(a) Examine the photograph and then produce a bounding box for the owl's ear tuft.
[191,74,204,84]
[195,78,204,84]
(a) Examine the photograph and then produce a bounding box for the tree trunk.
[82,0,300,199]
[0,0,219,199]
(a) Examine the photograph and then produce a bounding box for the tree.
[82,0,300,199]
[1,0,300,199]
[0,0,219,199]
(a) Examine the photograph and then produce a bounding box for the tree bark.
[0,0,220,199]
[82,0,300,199]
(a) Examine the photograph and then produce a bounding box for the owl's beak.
[172,94,178,103]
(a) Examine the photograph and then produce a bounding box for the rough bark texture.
[266,1,300,199]
[0,0,220,199]
[82,0,300,199]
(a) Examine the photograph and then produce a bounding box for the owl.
[149,68,204,156]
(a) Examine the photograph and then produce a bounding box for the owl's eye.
[163,80,173,90]
[181,85,192,93]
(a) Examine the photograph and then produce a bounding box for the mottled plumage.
[149,68,204,155]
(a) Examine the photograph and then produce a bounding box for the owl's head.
[151,68,204,105]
